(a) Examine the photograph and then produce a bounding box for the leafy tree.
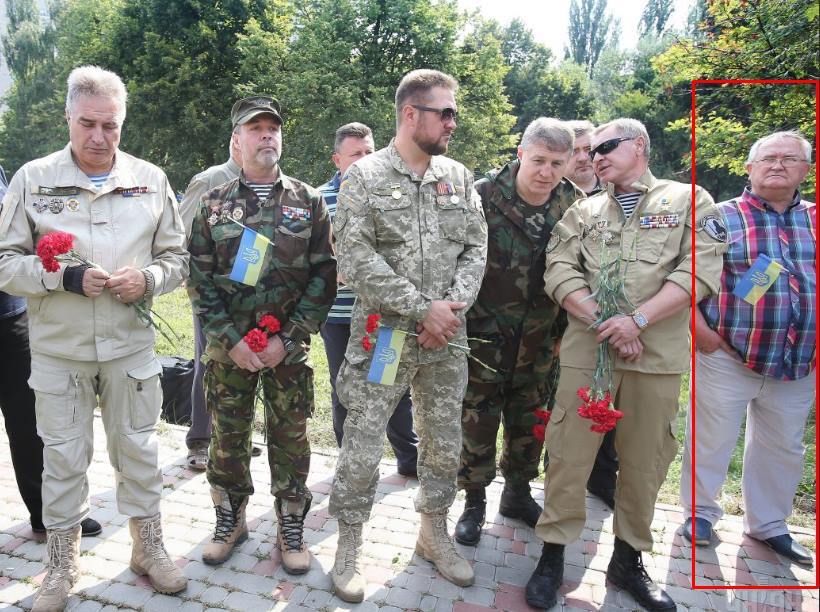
[656,0,818,199]
[639,0,674,38]
[565,0,617,74]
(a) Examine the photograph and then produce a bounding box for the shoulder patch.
[0,191,20,239]
[699,214,727,242]
[546,233,560,252]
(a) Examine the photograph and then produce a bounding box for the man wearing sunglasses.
[681,131,815,567]
[526,118,727,611]
[329,69,487,602]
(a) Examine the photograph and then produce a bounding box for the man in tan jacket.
[0,65,188,611]
[525,118,727,611]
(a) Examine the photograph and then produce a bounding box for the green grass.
[154,288,815,524]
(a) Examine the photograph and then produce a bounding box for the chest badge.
[66,198,80,212]
[640,213,679,229]
[435,180,457,205]
[282,205,311,221]
[231,207,245,221]
[391,189,402,200]
[33,198,49,213]
[48,198,65,214]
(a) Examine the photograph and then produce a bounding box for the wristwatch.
[631,310,649,330]
[280,335,298,353]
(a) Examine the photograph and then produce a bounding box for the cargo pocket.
[545,406,566,461]
[127,359,163,431]
[29,368,81,439]
[657,417,679,473]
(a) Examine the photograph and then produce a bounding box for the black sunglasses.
[589,137,635,160]
[411,104,458,122]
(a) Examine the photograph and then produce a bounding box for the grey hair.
[746,130,812,163]
[334,122,373,153]
[564,119,595,139]
[65,65,127,122]
[520,117,574,153]
[594,118,651,158]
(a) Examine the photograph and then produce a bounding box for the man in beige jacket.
[0,65,188,611]
[526,118,727,611]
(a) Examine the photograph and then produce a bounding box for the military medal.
[231,207,245,221]
[48,198,64,214]
[639,213,679,229]
[66,198,80,212]
[436,180,457,205]
[391,189,402,200]
[114,186,150,197]
[207,213,219,226]
[34,198,49,213]
[282,205,311,221]
[450,195,459,204]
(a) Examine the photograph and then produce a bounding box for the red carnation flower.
[243,328,268,352]
[533,423,546,442]
[259,314,281,334]
[362,336,373,352]
[36,231,76,272]
[365,314,382,334]
[534,408,551,424]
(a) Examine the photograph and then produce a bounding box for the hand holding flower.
[106,266,146,303]
[258,334,287,369]
[230,337,265,372]
[82,267,110,298]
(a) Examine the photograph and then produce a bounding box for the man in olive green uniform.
[328,69,488,602]
[0,65,189,611]
[526,118,727,611]
[187,96,336,575]
[455,118,583,546]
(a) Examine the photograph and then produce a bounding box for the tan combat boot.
[31,525,81,612]
[202,487,248,565]
[416,512,474,586]
[276,497,311,574]
[330,521,365,603]
[129,513,187,594]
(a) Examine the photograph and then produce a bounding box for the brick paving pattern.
[0,416,816,611]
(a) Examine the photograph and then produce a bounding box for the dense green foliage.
[1,0,816,201]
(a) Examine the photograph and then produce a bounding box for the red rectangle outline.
[690,78,820,591]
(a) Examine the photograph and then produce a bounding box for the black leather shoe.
[606,537,675,611]
[525,542,564,609]
[682,517,713,547]
[32,517,102,537]
[397,465,418,478]
[455,489,486,546]
[499,481,542,527]
[763,534,814,566]
[586,484,615,510]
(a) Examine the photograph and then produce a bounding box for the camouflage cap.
[231,95,283,127]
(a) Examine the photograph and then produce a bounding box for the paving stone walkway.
[0,416,816,611]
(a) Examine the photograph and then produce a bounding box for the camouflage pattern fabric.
[329,354,467,524]
[329,139,487,523]
[459,161,583,489]
[205,360,314,502]
[186,170,336,364]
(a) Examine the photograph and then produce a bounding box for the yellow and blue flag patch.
[229,227,272,286]
[732,253,783,305]
[367,327,406,386]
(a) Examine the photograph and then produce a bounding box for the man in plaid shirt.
[681,131,816,567]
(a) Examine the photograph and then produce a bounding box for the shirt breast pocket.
[636,228,673,263]
[275,220,311,269]
[436,199,467,244]
[373,196,412,244]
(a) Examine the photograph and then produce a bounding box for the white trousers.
[29,348,164,529]
[680,348,815,539]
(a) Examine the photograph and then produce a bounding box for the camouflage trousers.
[204,360,314,504]
[458,377,548,490]
[329,353,468,524]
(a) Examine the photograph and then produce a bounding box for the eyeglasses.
[752,156,809,168]
[589,137,635,160]
[411,104,458,122]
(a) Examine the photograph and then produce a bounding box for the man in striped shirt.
[681,131,816,567]
[319,123,419,476]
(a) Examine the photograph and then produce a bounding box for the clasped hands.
[416,300,467,349]
[595,313,643,363]
[82,266,146,303]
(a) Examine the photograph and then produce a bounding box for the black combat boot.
[454,488,486,546]
[498,481,542,527]
[525,542,564,609]
[606,537,675,611]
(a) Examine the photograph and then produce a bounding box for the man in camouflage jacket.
[455,119,584,546]
[187,96,336,575]
[328,70,487,602]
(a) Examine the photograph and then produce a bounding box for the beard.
[413,131,450,156]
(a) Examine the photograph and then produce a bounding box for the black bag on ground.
[159,356,194,425]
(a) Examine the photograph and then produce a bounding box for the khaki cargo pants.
[29,348,163,529]
[536,366,681,551]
